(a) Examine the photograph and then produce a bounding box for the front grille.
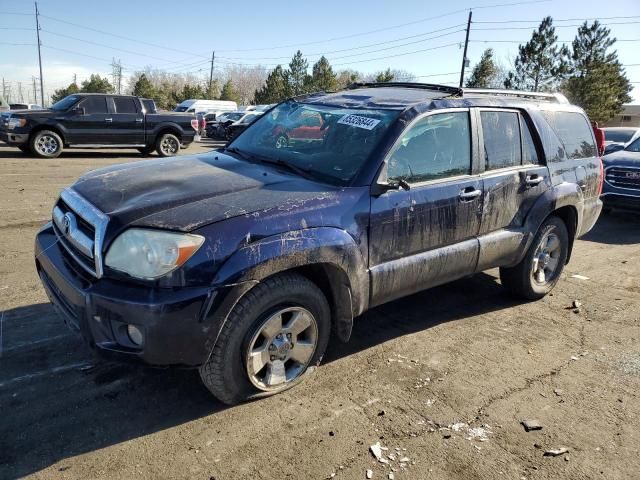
[52,189,109,278]
[606,167,640,191]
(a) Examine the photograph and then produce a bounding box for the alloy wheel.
[531,231,562,284]
[36,134,59,155]
[245,306,318,391]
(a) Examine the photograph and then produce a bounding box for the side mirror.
[73,107,85,116]
[370,179,410,196]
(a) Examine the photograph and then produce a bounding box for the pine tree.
[132,74,155,98]
[562,21,632,122]
[504,17,570,92]
[288,50,309,95]
[51,82,80,103]
[466,49,498,88]
[309,56,338,92]
[375,69,395,83]
[219,80,241,103]
[80,74,113,93]
[254,65,290,103]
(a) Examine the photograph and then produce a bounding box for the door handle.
[105,118,113,123]
[459,188,482,201]
[525,174,544,186]
[135,118,143,123]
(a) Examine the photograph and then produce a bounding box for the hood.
[70,152,339,236]
[6,109,53,118]
[602,149,640,168]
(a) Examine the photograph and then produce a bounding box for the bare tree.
[221,64,268,105]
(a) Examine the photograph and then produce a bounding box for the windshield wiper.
[224,146,253,161]
[258,157,316,180]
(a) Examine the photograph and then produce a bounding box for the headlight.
[105,229,204,280]
[8,117,27,130]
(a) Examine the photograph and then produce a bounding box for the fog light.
[127,324,144,346]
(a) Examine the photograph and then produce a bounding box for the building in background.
[603,105,640,127]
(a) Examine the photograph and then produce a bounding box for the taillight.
[597,156,604,196]
[190,119,198,131]
[200,118,206,129]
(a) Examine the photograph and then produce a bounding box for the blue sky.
[1,0,639,104]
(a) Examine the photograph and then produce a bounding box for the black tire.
[29,130,63,159]
[155,133,180,157]
[500,216,569,300]
[137,146,154,156]
[199,272,331,405]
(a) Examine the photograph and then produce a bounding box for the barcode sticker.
[337,114,381,130]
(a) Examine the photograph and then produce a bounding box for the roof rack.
[348,82,462,97]
[462,88,570,104]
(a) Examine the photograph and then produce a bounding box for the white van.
[174,99,237,114]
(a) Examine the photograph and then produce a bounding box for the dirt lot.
[0,142,639,480]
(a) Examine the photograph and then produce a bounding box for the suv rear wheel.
[30,130,63,158]
[199,272,331,405]
[500,216,569,300]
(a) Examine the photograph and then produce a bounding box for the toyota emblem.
[62,213,72,235]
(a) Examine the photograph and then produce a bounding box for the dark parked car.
[206,111,244,139]
[0,93,197,158]
[602,135,640,212]
[226,112,263,140]
[603,127,639,155]
[35,83,602,405]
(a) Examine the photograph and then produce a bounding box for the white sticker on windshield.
[337,114,381,130]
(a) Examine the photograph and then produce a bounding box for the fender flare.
[518,181,582,263]
[201,227,369,357]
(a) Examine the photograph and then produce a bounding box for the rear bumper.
[0,130,28,145]
[35,223,215,366]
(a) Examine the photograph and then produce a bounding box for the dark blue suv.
[35,83,603,404]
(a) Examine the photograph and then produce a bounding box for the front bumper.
[0,130,28,146]
[35,223,215,366]
[602,193,640,212]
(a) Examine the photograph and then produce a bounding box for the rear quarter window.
[541,111,596,159]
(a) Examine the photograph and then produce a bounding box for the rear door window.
[541,111,596,159]
[481,111,522,170]
[80,96,108,114]
[521,116,540,165]
[114,97,138,114]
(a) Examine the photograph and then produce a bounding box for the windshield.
[240,114,259,124]
[51,95,80,112]
[229,101,399,185]
[174,106,190,112]
[605,129,637,143]
[223,112,244,122]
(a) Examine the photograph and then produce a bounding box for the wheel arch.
[29,124,66,145]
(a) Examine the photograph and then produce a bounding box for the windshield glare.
[51,95,80,112]
[229,101,399,185]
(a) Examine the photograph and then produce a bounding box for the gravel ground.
[0,142,639,480]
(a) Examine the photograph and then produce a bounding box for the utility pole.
[35,2,45,106]
[32,76,37,103]
[18,82,24,102]
[1,78,5,99]
[111,58,122,94]
[208,51,215,97]
[459,10,472,88]
[73,73,77,85]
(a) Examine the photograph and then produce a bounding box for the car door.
[475,108,551,270]
[63,96,110,145]
[109,96,145,145]
[369,109,483,307]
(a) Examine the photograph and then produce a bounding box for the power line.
[473,15,640,24]
[38,13,209,59]
[217,24,466,61]
[332,42,460,67]
[472,21,640,31]
[212,0,551,53]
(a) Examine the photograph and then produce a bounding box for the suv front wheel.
[30,130,63,159]
[500,216,569,300]
[199,272,331,405]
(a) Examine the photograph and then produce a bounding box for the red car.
[273,112,327,148]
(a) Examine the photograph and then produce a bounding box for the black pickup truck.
[0,94,197,158]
